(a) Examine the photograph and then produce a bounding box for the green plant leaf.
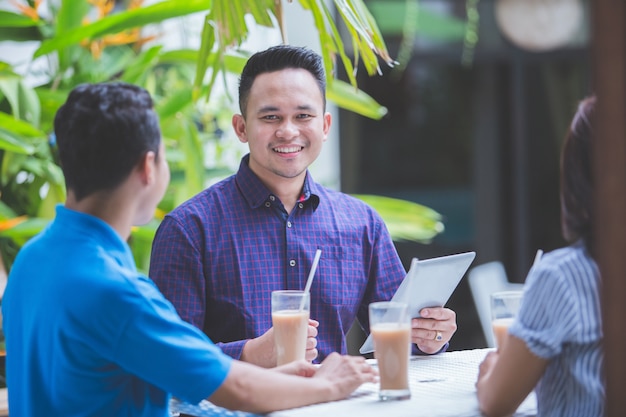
[211,0,243,47]
[34,0,213,58]
[221,53,248,74]
[0,25,43,42]
[245,0,275,28]
[178,118,205,198]
[0,10,41,28]
[0,128,36,154]
[55,0,92,71]
[333,0,395,72]
[193,15,216,101]
[160,49,248,75]
[0,77,21,119]
[300,0,349,87]
[322,2,361,87]
[327,80,387,120]
[0,112,46,138]
[131,222,160,241]
[21,156,64,186]
[0,202,18,220]
[71,44,136,84]
[130,219,160,273]
[120,45,164,84]
[0,217,50,246]
[56,0,91,32]
[157,49,200,64]
[351,194,445,243]
[155,88,193,121]
[37,181,65,219]
[0,77,40,125]
[0,62,17,76]
[17,78,40,126]
[161,116,206,206]
[35,87,69,133]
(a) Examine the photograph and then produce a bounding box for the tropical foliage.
[0,0,466,274]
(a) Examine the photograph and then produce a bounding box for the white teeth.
[274,146,302,153]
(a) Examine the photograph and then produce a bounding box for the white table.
[170,348,537,417]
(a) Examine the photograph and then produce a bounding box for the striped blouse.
[510,240,604,417]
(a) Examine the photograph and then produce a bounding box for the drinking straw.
[300,249,322,310]
[531,249,543,269]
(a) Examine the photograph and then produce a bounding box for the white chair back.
[468,261,524,348]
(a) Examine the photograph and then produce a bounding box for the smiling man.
[149,45,457,368]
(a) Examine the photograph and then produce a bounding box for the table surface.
[170,348,537,417]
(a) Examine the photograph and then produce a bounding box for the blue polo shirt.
[2,205,232,416]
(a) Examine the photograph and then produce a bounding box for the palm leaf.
[192,0,396,119]
[0,10,41,28]
[352,194,444,243]
[35,0,213,57]
[193,15,217,101]
[327,80,387,120]
[334,0,394,66]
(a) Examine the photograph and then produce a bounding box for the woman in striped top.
[476,96,604,417]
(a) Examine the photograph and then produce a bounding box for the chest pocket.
[317,245,367,306]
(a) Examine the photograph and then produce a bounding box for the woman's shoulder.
[540,241,594,272]
[527,241,599,301]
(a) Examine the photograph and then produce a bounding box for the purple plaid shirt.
[149,154,406,361]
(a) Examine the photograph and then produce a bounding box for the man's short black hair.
[54,82,161,201]
[238,45,327,117]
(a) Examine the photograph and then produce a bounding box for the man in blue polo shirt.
[1,82,375,416]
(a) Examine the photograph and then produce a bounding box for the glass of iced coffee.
[271,290,310,366]
[490,290,524,349]
[369,301,411,401]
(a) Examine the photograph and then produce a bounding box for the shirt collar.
[235,154,320,210]
[52,204,136,270]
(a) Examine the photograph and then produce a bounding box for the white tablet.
[359,251,476,354]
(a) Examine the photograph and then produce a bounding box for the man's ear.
[322,111,332,142]
[232,114,248,144]
[137,151,156,185]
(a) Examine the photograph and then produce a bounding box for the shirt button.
[298,203,304,209]
[270,195,276,201]
[289,259,296,267]
[287,221,292,228]
[264,202,271,208]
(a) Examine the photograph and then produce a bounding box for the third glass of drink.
[271,290,310,366]
[490,290,523,349]
[369,301,411,401]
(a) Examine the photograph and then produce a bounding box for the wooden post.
[591,1,626,416]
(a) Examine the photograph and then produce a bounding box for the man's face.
[232,68,331,188]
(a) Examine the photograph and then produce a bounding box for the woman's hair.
[560,95,595,255]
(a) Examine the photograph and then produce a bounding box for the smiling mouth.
[273,146,303,154]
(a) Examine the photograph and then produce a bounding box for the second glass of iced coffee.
[369,301,411,401]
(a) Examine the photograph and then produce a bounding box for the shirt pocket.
[318,245,368,307]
